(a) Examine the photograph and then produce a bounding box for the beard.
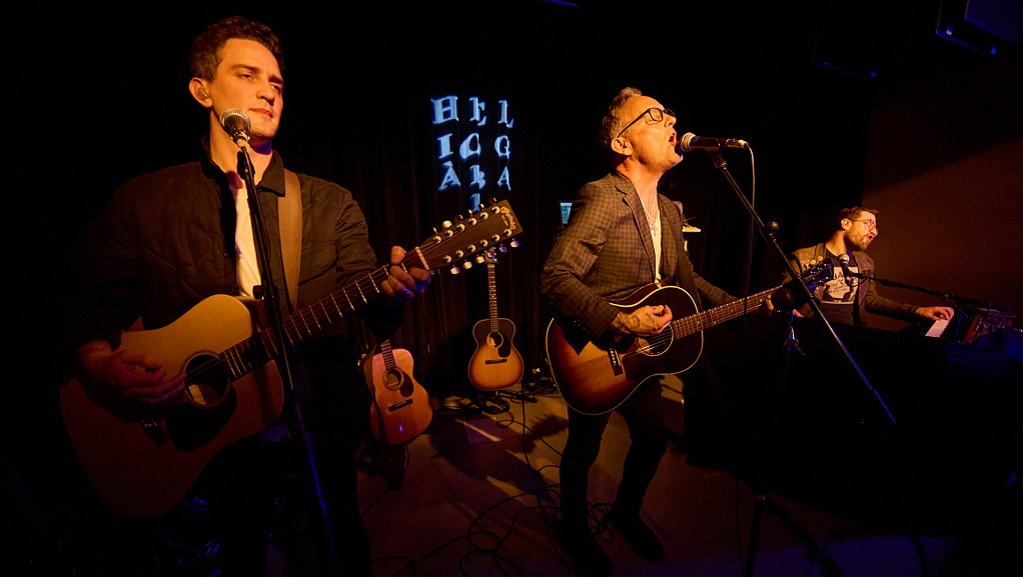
[846,233,872,252]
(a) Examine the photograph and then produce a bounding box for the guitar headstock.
[410,199,522,274]
[802,260,835,290]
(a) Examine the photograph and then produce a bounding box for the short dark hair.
[598,87,643,148]
[188,15,284,81]
[834,206,878,230]
[596,87,642,165]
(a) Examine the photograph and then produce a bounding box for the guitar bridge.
[139,408,169,446]
[387,399,414,412]
[607,342,623,376]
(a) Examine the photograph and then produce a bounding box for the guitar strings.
[626,290,774,358]
[171,207,519,392]
[174,267,394,391]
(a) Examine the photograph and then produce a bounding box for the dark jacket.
[71,138,392,350]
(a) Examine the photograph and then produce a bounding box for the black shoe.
[607,507,665,562]
[555,521,612,577]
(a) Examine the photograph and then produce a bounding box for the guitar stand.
[364,439,408,491]
[498,387,538,404]
[472,391,511,415]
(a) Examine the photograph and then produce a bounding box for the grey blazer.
[540,172,734,338]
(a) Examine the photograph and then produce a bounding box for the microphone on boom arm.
[676,132,748,154]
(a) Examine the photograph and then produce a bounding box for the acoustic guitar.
[545,261,833,415]
[60,199,522,519]
[364,339,432,445]
[468,251,524,390]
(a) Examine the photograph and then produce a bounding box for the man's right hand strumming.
[611,304,672,337]
[77,341,184,404]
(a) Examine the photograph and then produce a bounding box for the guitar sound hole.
[637,333,672,356]
[183,353,229,407]
[166,353,237,452]
[384,369,405,392]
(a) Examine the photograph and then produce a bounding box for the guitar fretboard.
[671,287,777,339]
[223,264,409,377]
[487,261,500,333]
[280,265,398,347]
[213,198,523,380]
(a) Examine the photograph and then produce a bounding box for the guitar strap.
[280,169,302,313]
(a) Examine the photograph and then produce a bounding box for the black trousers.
[202,334,372,577]
[558,378,668,523]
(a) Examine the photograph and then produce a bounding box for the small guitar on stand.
[363,338,432,446]
[468,250,524,391]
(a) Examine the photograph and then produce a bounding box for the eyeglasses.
[616,107,675,138]
[851,219,878,232]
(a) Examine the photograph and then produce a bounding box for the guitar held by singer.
[468,251,524,391]
[545,261,833,415]
[61,199,523,519]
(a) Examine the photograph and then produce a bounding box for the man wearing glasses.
[785,207,953,326]
[540,87,737,576]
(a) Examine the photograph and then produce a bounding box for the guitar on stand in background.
[362,338,432,490]
[468,250,524,394]
[363,338,432,446]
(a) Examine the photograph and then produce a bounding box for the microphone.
[219,108,251,148]
[677,132,749,153]
[837,253,861,280]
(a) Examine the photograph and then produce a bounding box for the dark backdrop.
[8,0,1021,532]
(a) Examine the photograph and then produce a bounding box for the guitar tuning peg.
[498,244,508,253]
[509,238,520,248]
[462,261,473,270]
[441,220,452,229]
[449,265,462,275]
[475,254,486,264]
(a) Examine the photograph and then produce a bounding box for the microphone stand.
[844,269,995,309]
[705,148,895,424]
[701,148,885,577]
[234,145,342,576]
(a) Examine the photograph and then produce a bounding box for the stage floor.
[328,377,1018,577]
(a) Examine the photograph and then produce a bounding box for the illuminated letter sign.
[431,94,514,211]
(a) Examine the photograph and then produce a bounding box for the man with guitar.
[539,87,742,576]
[66,16,430,577]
